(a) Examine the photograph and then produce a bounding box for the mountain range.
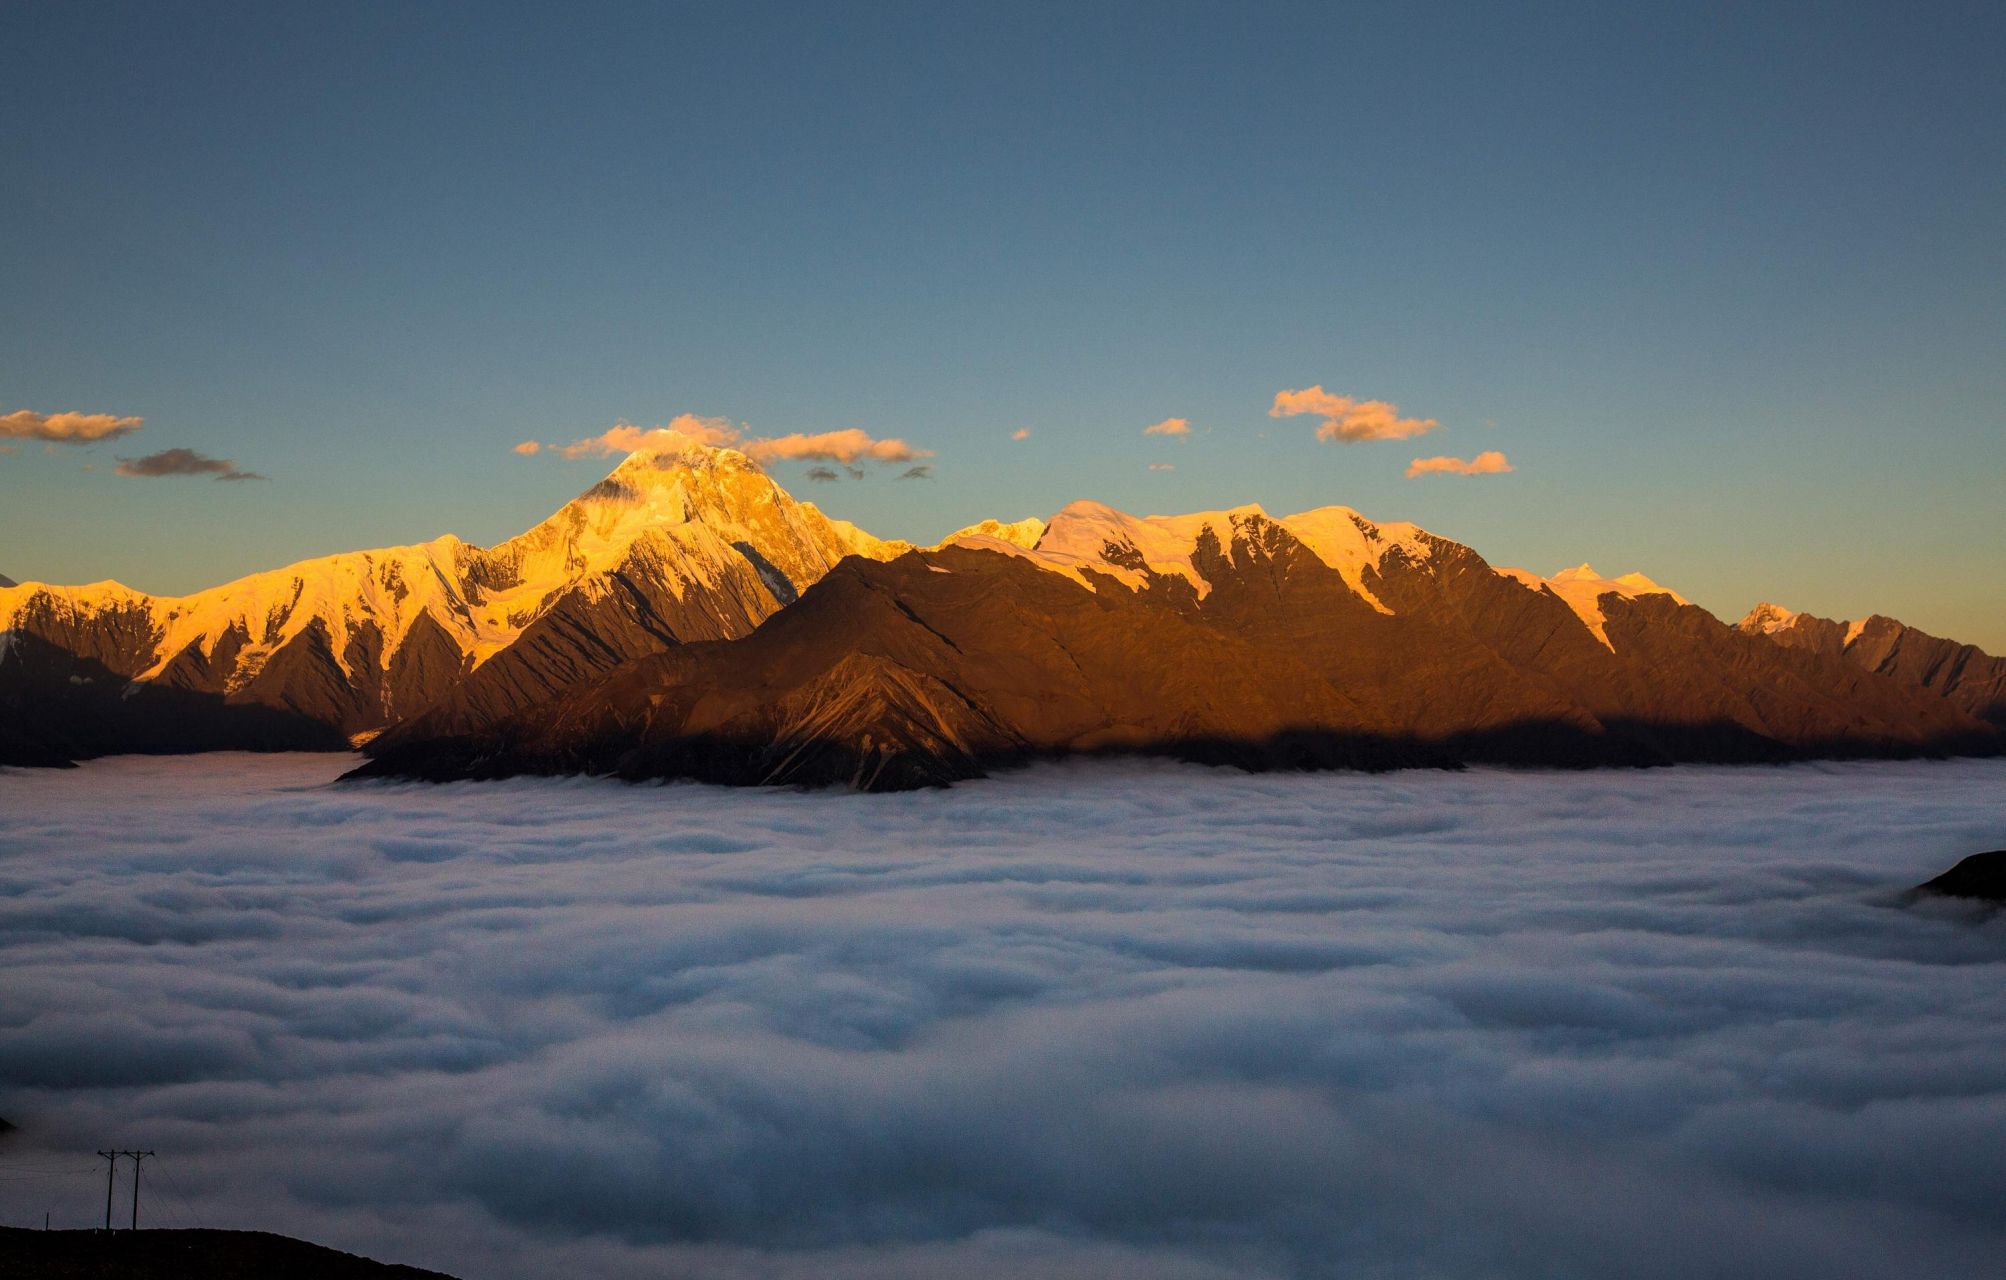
[4,436,1999,785]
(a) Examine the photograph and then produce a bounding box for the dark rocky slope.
[354,517,1997,791]
[1912,851,2006,903]
[1741,606,2006,727]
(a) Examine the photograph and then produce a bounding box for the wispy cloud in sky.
[1011,428,1031,441]
[1269,388,1437,443]
[1143,417,1190,436]
[114,447,265,482]
[746,429,933,466]
[1149,462,1176,470]
[1407,450,1514,478]
[532,417,933,469]
[1,408,144,444]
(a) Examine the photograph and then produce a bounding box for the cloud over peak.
[115,448,266,482]
[1,408,145,444]
[746,429,932,466]
[547,415,740,460]
[1407,450,1514,478]
[1143,417,1190,437]
[1269,388,1437,443]
[528,417,934,469]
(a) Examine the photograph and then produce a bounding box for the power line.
[95,1149,155,1230]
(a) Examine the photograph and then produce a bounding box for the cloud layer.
[1,408,144,443]
[532,418,933,470]
[1269,388,1437,443]
[1407,450,1514,478]
[1,756,2003,1280]
[114,448,266,482]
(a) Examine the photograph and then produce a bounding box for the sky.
[2,2,2002,648]
[3,754,2004,1277]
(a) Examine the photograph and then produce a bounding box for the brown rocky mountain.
[353,505,1998,791]
[1,438,902,766]
[9,444,2000,780]
[1739,604,2006,727]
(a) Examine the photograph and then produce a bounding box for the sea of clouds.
[2,754,2004,1278]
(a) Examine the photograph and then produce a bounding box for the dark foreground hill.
[352,509,1999,792]
[0,1228,460,1280]
[1912,851,2006,903]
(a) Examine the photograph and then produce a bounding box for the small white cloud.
[0,408,144,444]
[511,440,543,456]
[1269,387,1436,443]
[1011,428,1031,441]
[1142,417,1190,437]
[1148,463,1176,471]
[1406,450,1514,478]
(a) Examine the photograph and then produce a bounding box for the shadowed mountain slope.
[1739,604,2006,727]
[355,512,1995,791]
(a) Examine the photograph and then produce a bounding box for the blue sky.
[4,2,2002,647]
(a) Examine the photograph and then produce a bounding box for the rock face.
[354,508,1998,790]
[1,437,901,764]
[1911,851,2006,903]
[1739,604,2006,727]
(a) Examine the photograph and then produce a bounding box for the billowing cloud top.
[1142,417,1190,436]
[114,447,266,482]
[1269,387,1437,443]
[1,755,2001,1280]
[531,416,933,468]
[1407,450,1513,478]
[1,408,144,443]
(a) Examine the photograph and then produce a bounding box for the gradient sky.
[4,2,2002,648]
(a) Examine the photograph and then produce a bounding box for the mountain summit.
[0,438,899,761]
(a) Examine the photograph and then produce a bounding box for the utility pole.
[127,1151,154,1230]
[97,1151,118,1230]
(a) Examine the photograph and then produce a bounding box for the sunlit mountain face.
[4,438,2000,778]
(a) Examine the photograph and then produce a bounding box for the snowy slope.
[0,434,904,735]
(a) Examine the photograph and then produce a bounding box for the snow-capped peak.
[1500,563,1690,649]
[1739,602,1801,635]
[940,517,1047,551]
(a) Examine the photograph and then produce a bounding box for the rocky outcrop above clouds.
[1739,604,2006,727]
[353,509,1997,790]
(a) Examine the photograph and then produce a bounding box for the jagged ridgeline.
[4,436,2001,782]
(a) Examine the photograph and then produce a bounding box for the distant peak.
[1738,602,1801,634]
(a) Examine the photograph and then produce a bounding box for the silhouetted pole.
[129,1151,153,1230]
[98,1151,118,1230]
